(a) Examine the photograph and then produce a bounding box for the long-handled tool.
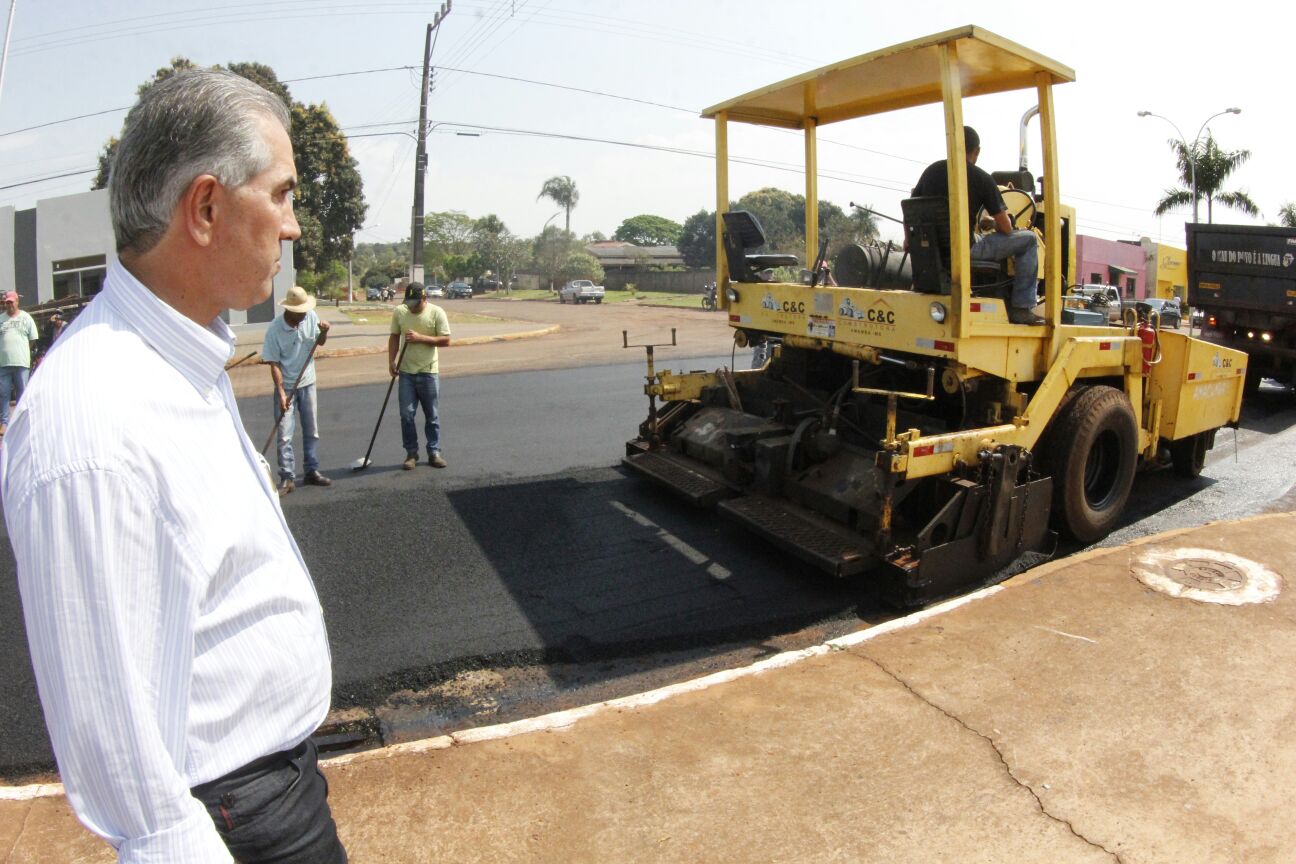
[225,349,259,372]
[260,339,322,457]
[350,340,409,471]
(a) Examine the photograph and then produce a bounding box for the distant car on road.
[366,287,383,301]
[559,279,604,304]
[427,284,445,299]
[1137,297,1182,329]
[445,281,472,299]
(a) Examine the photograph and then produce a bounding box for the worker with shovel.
[389,282,451,470]
[262,285,331,496]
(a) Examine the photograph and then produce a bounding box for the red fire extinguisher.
[1137,318,1157,375]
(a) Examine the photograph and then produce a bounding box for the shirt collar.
[102,258,236,393]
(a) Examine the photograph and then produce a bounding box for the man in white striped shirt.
[1,70,346,863]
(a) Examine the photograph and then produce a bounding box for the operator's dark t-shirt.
[912,159,1005,241]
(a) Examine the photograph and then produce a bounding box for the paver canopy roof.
[702,25,1074,129]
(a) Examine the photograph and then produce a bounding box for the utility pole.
[410,0,451,286]
[0,0,18,113]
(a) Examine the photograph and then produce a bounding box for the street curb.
[313,324,560,359]
[229,324,561,366]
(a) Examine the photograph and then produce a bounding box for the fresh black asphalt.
[2,360,1294,777]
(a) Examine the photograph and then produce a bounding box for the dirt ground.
[228,299,737,397]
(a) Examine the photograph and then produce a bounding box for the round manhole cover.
[1132,547,1282,605]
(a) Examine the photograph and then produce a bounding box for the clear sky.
[0,0,1285,251]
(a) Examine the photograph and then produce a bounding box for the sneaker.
[1007,307,1046,326]
[277,478,294,497]
[402,454,418,471]
[428,451,447,469]
[304,470,332,487]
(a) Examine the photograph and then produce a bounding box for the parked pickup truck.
[559,279,604,304]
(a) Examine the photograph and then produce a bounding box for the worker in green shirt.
[0,291,38,437]
[388,282,452,470]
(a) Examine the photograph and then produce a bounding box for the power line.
[0,167,95,191]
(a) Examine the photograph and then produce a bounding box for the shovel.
[351,340,409,471]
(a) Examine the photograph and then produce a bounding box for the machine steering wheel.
[975,187,1037,235]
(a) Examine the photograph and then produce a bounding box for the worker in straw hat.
[261,284,331,495]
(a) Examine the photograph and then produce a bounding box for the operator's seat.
[901,196,1007,296]
[721,211,800,282]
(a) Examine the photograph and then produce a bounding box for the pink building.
[1075,236,1148,299]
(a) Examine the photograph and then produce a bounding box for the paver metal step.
[719,495,872,578]
[622,450,734,507]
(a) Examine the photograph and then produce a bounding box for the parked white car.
[559,279,604,304]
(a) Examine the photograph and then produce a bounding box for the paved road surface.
[2,323,1294,779]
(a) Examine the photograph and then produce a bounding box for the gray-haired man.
[1,70,346,862]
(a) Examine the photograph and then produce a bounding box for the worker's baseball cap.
[405,282,426,301]
[280,285,316,314]
[2,292,17,303]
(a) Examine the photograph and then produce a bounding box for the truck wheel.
[1243,366,1262,396]
[1046,385,1138,544]
[1170,431,1210,478]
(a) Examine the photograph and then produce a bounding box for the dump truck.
[1188,223,1296,394]
[622,26,1247,607]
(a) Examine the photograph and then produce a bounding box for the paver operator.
[1,69,348,863]
[261,284,332,496]
[389,281,451,470]
[912,125,1042,325]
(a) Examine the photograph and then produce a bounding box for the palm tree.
[538,176,579,234]
[1279,203,1296,228]
[1154,133,1258,224]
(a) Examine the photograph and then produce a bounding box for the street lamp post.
[1138,107,1241,225]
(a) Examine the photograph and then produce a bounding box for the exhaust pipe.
[1018,105,1039,172]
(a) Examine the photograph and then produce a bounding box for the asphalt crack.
[849,650,1126,863]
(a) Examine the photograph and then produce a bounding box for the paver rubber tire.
[559,295,566,304]
[595,298,602,304]
[1170,430,1210,478]
[1045,385,1138,544]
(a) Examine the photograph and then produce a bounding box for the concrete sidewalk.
[230,303,558,362]
[3,513,1294,862]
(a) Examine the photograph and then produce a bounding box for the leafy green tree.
[678,209,716,269]
[360,268,391,289]
[538,175,580,233]
[497,237,533,292]
[290,100,366,269]
[1279,203,1296,228]
[582,230,607,242]
[92,57,366,274]
[471,214,511,279]
[557,251,604,285]
[1154,133,1258,224]
[613,214,683,247]
[533,225,576,291]
[442,254,472,282]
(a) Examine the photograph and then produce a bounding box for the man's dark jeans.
[192,738,347,863]
[398,371,441,456]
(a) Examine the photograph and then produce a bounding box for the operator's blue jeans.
[972,229,1039,309]
[399,371,441,456]
[272,383,320,480]
[0,366,29,426]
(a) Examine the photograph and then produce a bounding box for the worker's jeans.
[272,383,320,480]
[0,366,29,426]
[972,229,1039,309]
[399,371,441,456]
[193,738,347,864]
